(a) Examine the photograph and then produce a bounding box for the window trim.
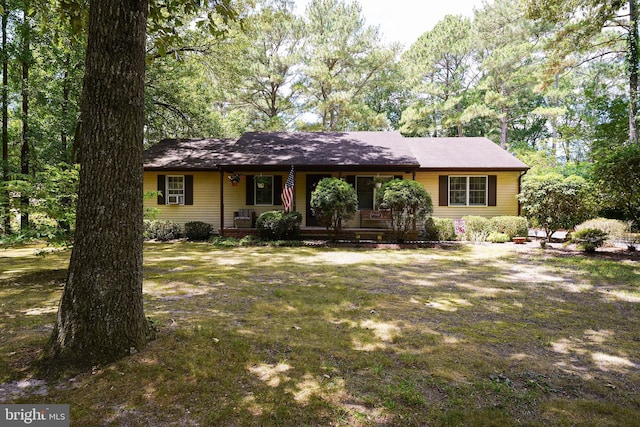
[166,175,185,205]
[448,175,488,207]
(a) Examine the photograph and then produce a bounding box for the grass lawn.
[1,241,639,426]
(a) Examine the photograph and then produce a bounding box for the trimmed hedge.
[487,232,510,243]
[423,217,456,241]
[185,221,213,241]
[489,216,529,239]
[256,211,302,240]
[144,219,182,241]
[461,215,529,242]
[575,218,628,246]
[462,216,490,242]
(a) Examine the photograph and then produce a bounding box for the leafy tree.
[524,0,638,144]
[310,177,357,241]
[44,0,239,370]
[375,179,433,242]
[471,0,541,148]
[518,173,595,242]
[592,143,640,227]
[230,0,305,130]
[299,0,398,130]
[1,0,9,234]
[400,15,477,137]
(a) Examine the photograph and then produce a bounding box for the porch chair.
[233,209,256,228]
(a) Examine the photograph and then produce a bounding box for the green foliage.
[375,179,433,242]
[571,228,609,253]
[144,220,182,241]
[489,216,529,239]
[518,173,595,240]
[423,217,457,241]
[592,144,640,228]
[184,221,213,241]
[487,232,511,243]
[300,0,399,130]
[310,178,358,241]
[400,15,474,137]
[575,218,629,246]
[460,215,528,242]
[463,216,491,242]
[256,210,302,241]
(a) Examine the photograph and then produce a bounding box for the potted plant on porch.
[228,173,241,186]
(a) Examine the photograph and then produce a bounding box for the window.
[166,175,185,205]
[449,176,487,206]
[356,176,393,210]
[254,176,274,205]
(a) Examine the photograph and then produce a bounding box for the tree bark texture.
[2,0,10,234]
[47,0,149,368]
[20,6,30,230]
[629,0,639,144]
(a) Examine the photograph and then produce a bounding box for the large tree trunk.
[20,5,30,231]
[629,0,639,144]
[2,0,9,235]
[46,0,150,369]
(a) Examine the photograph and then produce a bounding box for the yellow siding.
[144,172,221,230]
[415,171,523,219]
[144,170,522,233]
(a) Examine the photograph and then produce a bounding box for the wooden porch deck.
[222,227,418,242]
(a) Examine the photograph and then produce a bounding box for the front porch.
[222,226,419,242]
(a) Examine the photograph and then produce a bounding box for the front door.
[305,174,331,227]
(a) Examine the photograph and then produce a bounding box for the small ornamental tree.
[375,179,433,242]
[518,173,595,243]
[310,177,358,241]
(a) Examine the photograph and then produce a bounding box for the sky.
[294,0,486,50]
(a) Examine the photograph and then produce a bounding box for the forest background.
[1,0,638,241]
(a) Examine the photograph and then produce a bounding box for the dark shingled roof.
[406,137,529,171]
[230,131,419,169]
[144,138,236,170]
[143,133,529,172]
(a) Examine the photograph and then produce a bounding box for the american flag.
[281,166,295,212]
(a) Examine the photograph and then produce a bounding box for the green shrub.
[575,218,628,246]
[376,179,433,243]
[487,232,510,243]
[184,221,213,241]
[489,216,529,239]
[256,211,302,240]
[462,216,491,242]
[570,228,609,253]
[423,217,456,241]
[144,220,182,241]
[310,178,358,241]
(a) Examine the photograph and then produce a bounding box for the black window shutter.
[488,175,497,206]
[185,175,194,205]
[246,175,255,205]
[157,175,166,205]
[274,175,283,205]
[345,175,356,188]
[439,176,448,206]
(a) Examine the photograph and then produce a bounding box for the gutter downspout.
[518,169,528,216]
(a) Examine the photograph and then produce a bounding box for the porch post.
[219,168,225,236]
